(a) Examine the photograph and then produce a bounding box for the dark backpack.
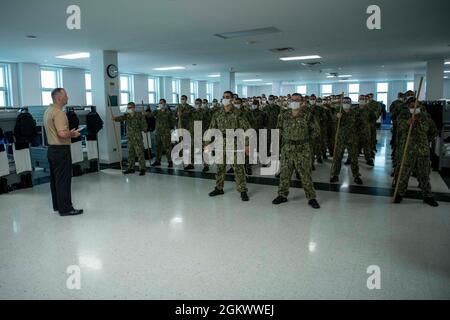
[66,111,80,130]
[14,112,37,140]
[86,111,104,135]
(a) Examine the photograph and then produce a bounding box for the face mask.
[194,104,200,109]
[181,99,187,104]
[251,105,257,110]
[317,102,323,106]
[222,99,231,106]
[310,100,316,106]
[127,108,135,114]
[409,108,420,114]
[158,104,164,109]
[289,102,300,109]
[202,103,207,107]
[268,100,274,104]
[343,103,351,110]
[234,104,241,109]
[359,100,365,106]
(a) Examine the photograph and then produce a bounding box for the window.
[348,83,360,103]
[190,80,198,102]
[85,72,92,105]
[148,77,159,104]
[0,64,11,107]
[321,84,332,96]
[172,79,180,103]
[119,74,133,105]
[296,85,307,95]
[206,82,213,101]
[407,81,414,92]
[377,82,388,106]
[40,67,62,105]
[242,85,247,98]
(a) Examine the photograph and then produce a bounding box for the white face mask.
[158,104,164,109]
[409,108,421,114]
[181,99,187,104]
[222,99,231,106]
[202,103,207,108]
[194,104,200,109]
[310,100,316,106]
[359,100,365,106]
[343,103,351,110]
[317,102,323,106]
[127,108,135,114]
[268,100,274,104]
[289,102,300,109]
[234,104,241,109]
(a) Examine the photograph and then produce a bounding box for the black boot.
[275,172,281,178]
[227,167,234,174]
[0,177,8,194]
[272,195,288,205]
[241,192,249,201]
[168,161,173,168]
[330,176,339,183]
[366,159,374,167]
[317,158,323,164]
[423,197,438,207]
[139,169,146,176]
[354,177,363,185]
[312,164,316,171]
[184,164,194,170]
[246,166,252,176]
[209,188,224,197]
[393,195,403,204]
[296,171,301,180]
[151,161,161,167]
[202,165,209,173]
[344,159,351,166]
[123,169,135,174]
[308,199,320,209]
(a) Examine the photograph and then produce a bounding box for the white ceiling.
[0,0,449,84]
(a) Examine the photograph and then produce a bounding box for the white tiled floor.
[0,168,449,299]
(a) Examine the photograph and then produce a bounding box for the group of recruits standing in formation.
[112,88,439,209]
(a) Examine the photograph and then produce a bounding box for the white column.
[197,80,207,99]
[133,74,149,104]
[17,63,41,106]
[90,50,121,164]
[426,59,444,100]
[220,71,235,94]
[62,68,86,105]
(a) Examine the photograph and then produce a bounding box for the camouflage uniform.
[207,107,251,192]
[114,112,147,170]
[396,108,437,197]
[325,104,338,156]
[176,103,194,162]
[356,105,377,161]
[190,107,210,164]
[310,105,325,163]
[367,100,381,154]
[390,100,407,169]
[277,108,319,200]
[147,108,175,162]
[264,103,281,153]
[331,109,361,178]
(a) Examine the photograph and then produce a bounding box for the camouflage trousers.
[331,140,360,178]
[156,133,172,162]
[216,152,247,193]
[278,144,316,200]
[370,123,377,153]
[358,134,373,162]
[320,126,328,156]
[327,123,336,156]
[128,135,146,170]
[397,154,432,198]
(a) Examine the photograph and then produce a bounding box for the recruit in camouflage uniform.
[191,99,211,172]
[389,93,405,169]
[309,96,326,165]
[148,102,176,167]
[207,95,251,201]
[330,98,363,184]
[113,103,148,175]
[272,97,320,209]
[176,96,194,169]
[394,97,438,207]
[367,95,381,157]
[357,96,377,166]
[264,98,281,155]
[325,98,338,157]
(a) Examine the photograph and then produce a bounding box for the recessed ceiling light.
[242,79,263,82]
[56,52,90,59]
[153,66,185,71]
[338,75,352,78]
[208,74,220,78]
[280,55,321,61]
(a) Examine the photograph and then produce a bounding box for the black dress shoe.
[168,161,173,168]
[354,177,363,185]
[330,175,339,183]
[209,188,224,197]
[296,172,301,180]
[393,195,403,203]
[423,197,438,207]
[312,164,316,171]
[60,209,84,216]
[366,160,374,167]
[272,195,288,205]
[151,161,161,167]
[139,169,146,176]
[308,199,320,209]
[246,167,253,175]
[227,167,234,174]
[241,192,249,201]
[344,159,351,166]
[123,169,135,174]
[202,166,209,173]
[184,164,194,170]
[275,172,280,178]
[317,158,323,164]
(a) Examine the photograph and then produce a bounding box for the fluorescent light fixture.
[56,52,90,59]
[208,74,220,77]
[444,70,450,73]
[263,83,273,85]
[445,62,450,65]
[242,79,262,82]
[152,66,185,71]
[339,79,358,82]
[326,75,335,78]
[338,75,352,78]
[280,55,321,61]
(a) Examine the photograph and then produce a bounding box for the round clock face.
[107,64,118,78]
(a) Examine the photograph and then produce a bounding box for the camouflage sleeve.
[309,113,320,141]
[427,115,438,142]
[114,114,126,122]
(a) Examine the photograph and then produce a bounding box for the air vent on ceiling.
[214,26,281,39]
[301,62,322,66]
[269,47,294,53]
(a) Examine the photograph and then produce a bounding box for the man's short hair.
[181,95,188,99]
[51,88,64,100]
[235,98,242,103]
[195,98,202,103]
[159,98,166,103]
[127,102,136,107]
[223,91,233,96]
[292,93,302,97]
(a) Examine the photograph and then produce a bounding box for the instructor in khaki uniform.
[43,88,83,216]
